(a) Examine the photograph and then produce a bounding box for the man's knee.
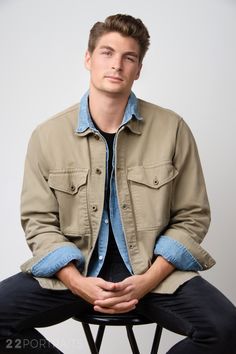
[197,307,236,353]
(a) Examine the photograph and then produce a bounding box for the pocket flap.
[127,163,178,189]
[48,169,88,194]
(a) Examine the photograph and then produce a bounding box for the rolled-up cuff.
[31,246,85,277]
[154,235,203,271]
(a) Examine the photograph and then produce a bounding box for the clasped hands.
[58,256,174,314]
[74,274,152,314]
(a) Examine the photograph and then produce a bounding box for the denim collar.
[76,90,142,133]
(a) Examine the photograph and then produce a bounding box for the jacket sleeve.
[20,128,85,276]
[154,118,215,270]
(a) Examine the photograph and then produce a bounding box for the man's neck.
[88,88,130,133]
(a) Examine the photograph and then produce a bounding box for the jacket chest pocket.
[48,169,90,236]
[127,162,178,231]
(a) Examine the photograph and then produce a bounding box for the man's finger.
[112,279,131,292]
[98,279,117,291]
[93,299,138,314]
[94,295,137,308]
[99,285,133,300]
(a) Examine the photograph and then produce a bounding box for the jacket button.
[153,177,159,186]
[91,205,98,212]
[95,168,102,175]
[122,203,127,209]
[70,184,76,192]
[94,134,100,140]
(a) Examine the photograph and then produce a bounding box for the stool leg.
[150,325,163,354]
[95,325,105,352]
[126,325,140,354]
[82,323,99,354]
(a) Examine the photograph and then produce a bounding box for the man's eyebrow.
[99,46,139,58]
[99,45,115,51]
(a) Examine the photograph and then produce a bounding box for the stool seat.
[75,312,155,325]
[73,312,162,354]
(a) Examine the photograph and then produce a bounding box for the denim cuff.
[31,246,85,277]
[154,235,203,271]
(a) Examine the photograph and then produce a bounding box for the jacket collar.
[76,90,143,136]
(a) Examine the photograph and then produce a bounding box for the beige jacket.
[20,99,215,293]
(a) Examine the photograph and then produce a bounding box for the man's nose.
[111,56,122,71]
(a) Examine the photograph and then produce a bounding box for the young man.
[0,14,235,354]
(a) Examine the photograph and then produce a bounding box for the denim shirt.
[31,92,202,278]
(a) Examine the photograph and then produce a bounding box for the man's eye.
[101,51,112,56]
[126,56,135,62]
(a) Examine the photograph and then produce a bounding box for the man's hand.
[56,256,175,314]
[56,262,138,313]
[93,274,150,313]
[71,275,138,313]
[94,256,175,313]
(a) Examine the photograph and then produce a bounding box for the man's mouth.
[105,75,123,81]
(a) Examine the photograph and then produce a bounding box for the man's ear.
[84,50,91,71]
[135,63,143,80]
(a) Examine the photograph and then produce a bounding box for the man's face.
[85,32,142,97]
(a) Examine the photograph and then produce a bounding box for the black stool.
[73,313,163,354]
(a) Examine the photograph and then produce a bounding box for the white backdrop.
[0,0,235,353]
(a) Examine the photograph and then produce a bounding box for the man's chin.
[101,85,130,97]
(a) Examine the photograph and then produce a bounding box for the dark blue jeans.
[0,271,236,353]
